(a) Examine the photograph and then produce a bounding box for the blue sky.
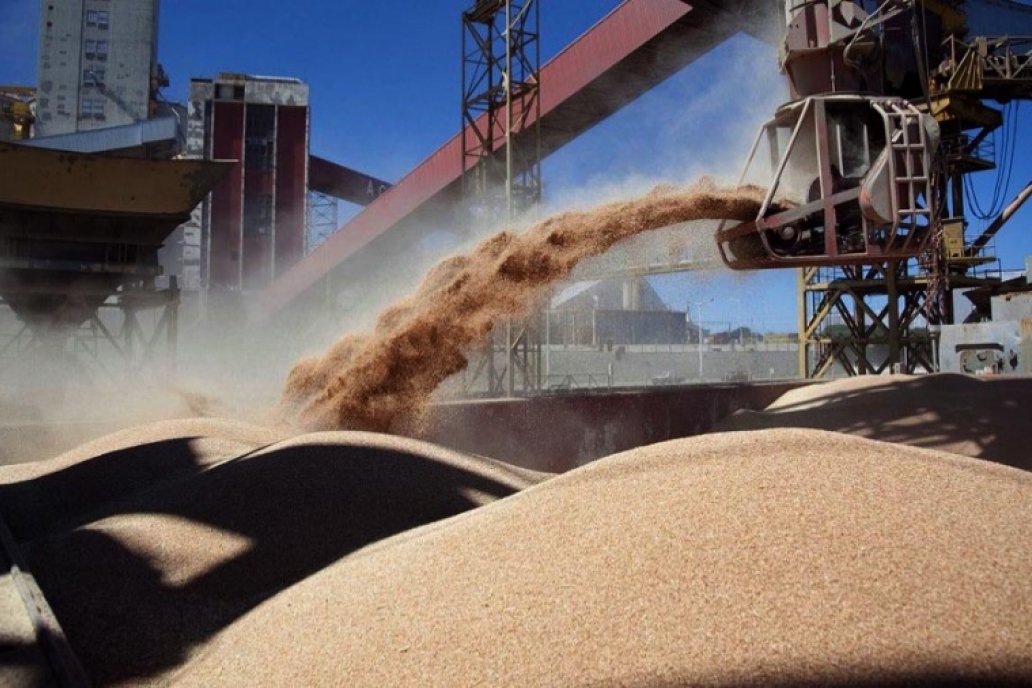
[1,1,1030,333]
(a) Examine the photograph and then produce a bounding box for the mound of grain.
[24,431,546,686]
[0,418,286,542]
[177,429,1032,687]
[717,373,1032,471]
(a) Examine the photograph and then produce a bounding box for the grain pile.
[0,418,286,541]
[717,373,1032,471]
[18,431,544,686]
[173,429,1032,687]
[0,381,236,466]
[282,181,770,433]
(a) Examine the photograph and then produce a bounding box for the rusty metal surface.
[425,381,808,473]
[0,143,230,330]
[255,0,765,318]
[0,143,232,219]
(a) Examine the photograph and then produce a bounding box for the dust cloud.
[281,181,768,433]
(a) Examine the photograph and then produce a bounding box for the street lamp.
[689,298,713,381]
[728,296,744,348]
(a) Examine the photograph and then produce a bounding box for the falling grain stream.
[282,181,768,432]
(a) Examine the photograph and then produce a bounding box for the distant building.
[549,278,687,346]
[174,73,310,293]
[36,0,162,136]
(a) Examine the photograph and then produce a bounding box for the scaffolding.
[461,0,541,220]
[461,0,543,396]
[306,190,339,253]
[0,283,180,383]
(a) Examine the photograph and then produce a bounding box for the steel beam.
[308,156,391,207]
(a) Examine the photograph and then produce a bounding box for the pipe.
[970,178,1032,252]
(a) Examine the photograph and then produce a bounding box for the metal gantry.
[0,284,180,382]
[799,262,935,377]
[461,0,541,222]
[461,0,543,396]
[305,190,339,254]
[798,27,1032,380]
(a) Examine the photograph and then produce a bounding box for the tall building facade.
[177,74,309,293]
[36,0,161,137]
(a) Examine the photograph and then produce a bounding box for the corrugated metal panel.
[427,381,806,472]
[21,116,180,154]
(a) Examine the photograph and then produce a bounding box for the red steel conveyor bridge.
[254,0,775,321]
[254,0,1032,323]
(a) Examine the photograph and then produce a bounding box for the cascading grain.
[282,181,767,432]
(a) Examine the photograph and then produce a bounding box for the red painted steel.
[209,101,245,289]
[256,0,693,317]
[308,155,390,206]
[243,163,274,289]
[255,0,748,318]
[275,106,308,279]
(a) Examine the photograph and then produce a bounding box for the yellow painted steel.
[942,219,966,259]
[923,92,1002,128]
[0,143,232,218]
[917,0,967,36]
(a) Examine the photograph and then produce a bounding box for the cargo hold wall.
[427,381,807,472]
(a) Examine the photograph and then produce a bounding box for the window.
[84,39,96,60]
[96,40,109,61]
[85,9,108,28]
[82,69,104,87]
[78,98,106,120]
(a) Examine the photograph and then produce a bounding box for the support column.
[886,260,900,372]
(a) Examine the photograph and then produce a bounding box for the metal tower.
[461,0,542,396]
[798,19,1032,379]
[461,0,541,222]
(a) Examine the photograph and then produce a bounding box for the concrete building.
[548,278,687,346]
[173,74,309,293]
[36,0,161,137]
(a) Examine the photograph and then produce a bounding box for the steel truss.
[798,27,1032,379]
[799,261,935,377]
[462,315,542,397]
[798,260,998,378]
[306,190,339,253]
[461,0,542,396]
[461,0,541,218]
[0,285,179,381]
